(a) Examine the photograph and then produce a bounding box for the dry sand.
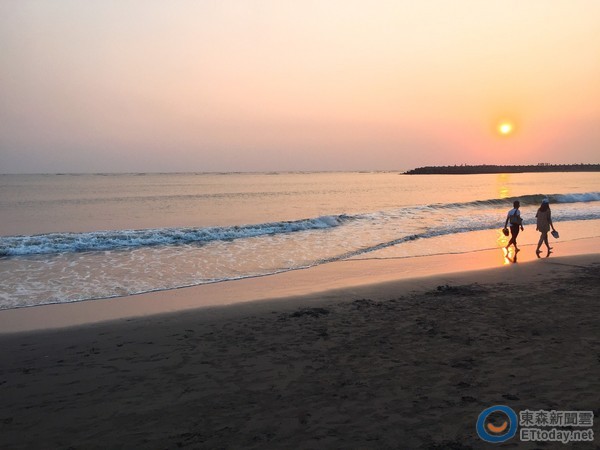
[0,252,599,449]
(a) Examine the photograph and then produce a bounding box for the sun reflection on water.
[496,174,510,199]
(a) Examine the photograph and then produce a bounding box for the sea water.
[1,172,599,309]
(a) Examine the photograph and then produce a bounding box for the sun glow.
[498,122,514,136]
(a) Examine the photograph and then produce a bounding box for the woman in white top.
[504,200,524,252]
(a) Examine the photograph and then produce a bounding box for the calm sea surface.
[1,172,599,309]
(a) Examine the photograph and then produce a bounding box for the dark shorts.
[510,224,520,237]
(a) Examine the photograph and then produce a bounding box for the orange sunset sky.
[1,1,599,173]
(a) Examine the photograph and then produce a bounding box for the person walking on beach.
[504,200,524,252]
[535,198,557,257]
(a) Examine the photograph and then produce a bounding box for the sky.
[1,0,599,173]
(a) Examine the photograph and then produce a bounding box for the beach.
[3,172,599,312]
[1,241,598,449]
[3,0,600,447]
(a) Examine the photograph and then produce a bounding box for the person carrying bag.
[504,200,524,252]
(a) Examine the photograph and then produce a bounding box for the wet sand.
[1,237,598,333]
[1,248,599,449]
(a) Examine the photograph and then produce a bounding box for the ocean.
[1,172,599,310]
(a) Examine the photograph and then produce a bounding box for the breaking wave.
[437,192,600,209]
[1,191,598,257]
[0,215,351,256]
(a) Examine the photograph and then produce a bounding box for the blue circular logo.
[476,405,518,443]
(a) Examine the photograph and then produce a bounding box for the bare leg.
[506,235,515,249]
[536,233,544,256]
[506,226,520,251]
[544,233,552,255]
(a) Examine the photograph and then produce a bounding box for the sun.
[498,122,514,136]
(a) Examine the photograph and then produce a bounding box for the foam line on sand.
[0,237,598,333]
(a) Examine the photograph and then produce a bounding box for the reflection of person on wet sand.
[535,198,556,257]
[504,200,524,253]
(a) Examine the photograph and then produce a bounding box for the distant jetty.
[404,164,600,175]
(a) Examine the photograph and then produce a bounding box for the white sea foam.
[1,172,599,310]
[0,215,351,256]
[2,192,598,257]
[553,192,600,203]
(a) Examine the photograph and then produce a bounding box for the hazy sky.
[1,1,599,173]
